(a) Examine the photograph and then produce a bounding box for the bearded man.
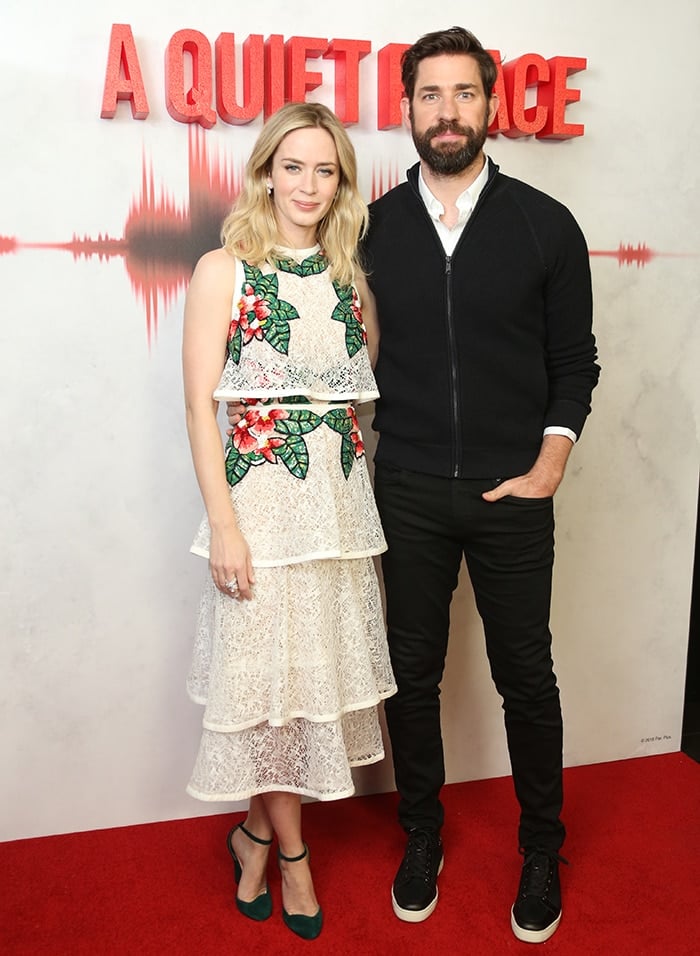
[363,26,599,944]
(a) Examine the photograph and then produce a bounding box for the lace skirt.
[187,558,396,801]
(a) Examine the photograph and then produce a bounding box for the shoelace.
[399,830,438,883]
[518,847,568,898]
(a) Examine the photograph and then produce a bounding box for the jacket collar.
[406,155,499,192]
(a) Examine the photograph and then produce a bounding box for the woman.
[182,102,395,941]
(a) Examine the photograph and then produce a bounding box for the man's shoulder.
[365,179,419,251]
[494,170,576,221]
[369,180,413,216]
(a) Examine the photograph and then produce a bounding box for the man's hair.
[401,26,499,101]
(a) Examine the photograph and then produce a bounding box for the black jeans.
[374,464,565,851]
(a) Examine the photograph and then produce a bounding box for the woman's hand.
[226,400,246,434]
[208,522,256,600]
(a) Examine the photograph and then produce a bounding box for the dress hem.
[212,389,379,404]
[185,750,386,804]
[189,544,388,565]
[187,687,398,731]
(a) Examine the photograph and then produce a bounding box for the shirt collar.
[418,156,490,225]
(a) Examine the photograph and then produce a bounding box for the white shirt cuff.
[543,426,577,443]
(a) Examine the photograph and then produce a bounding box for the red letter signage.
[377,43,410,129]
[165,29,217,128]
[216,33,265,125]
[285,36,328,103]
[264,35,285,119]
[502,53,550,138]
[537,56,586,139]
[325,38,371,125]
[99,26,587,138]
[100,23,149,120]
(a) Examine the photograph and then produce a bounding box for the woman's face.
[267,126,340,248]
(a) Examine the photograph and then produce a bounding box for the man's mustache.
[426,120,471,138]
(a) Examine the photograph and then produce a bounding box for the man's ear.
[400,96,411,132]
[487,93,500,127]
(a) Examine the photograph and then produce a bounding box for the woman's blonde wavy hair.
[221,102,368,287]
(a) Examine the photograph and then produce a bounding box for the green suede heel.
[278,844,323,940]
[226,823,273,921]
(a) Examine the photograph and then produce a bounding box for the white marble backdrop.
[1,0,698,840]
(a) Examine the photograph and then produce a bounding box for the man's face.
[401,53,499,176]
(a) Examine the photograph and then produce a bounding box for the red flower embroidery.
[233,407,288,463]
[237,283,272,343]
[348,406,365,457]
[350,288,368,344]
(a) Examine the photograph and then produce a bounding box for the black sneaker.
[391,828,444,922]
[511,847,568,943]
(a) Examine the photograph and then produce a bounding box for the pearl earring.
[266,183,273,195]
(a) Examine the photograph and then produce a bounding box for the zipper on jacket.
[406,163,499,480]
[444,255,462,478]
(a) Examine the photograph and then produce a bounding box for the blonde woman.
[182,102,395,941]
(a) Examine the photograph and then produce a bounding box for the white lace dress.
[186,247,396,802]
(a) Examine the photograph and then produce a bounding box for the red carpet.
[2,753,698,955]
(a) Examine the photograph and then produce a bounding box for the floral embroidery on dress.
[228,259,367,365]
[323,405,366,478]
[228,263,300,363]
[273,251,329,277]
[225,404,365,486]
[332,281,367,358]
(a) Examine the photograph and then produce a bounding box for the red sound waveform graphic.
[1,144,696,346]
[0,235,18,254]
[371,160,401,201]
[588,243,697,268]
[3,130,242,345]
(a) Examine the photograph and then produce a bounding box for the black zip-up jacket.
[363,159,600,479]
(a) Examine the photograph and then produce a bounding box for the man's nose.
[439,98,458,120]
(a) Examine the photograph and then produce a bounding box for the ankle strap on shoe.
[278,842,308,863]
[239,822,273,846]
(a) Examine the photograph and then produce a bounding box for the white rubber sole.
[391,856,444,923]
[510,906,562,943]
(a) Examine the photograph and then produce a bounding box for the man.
[363,27,599,944]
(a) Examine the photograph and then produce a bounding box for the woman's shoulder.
[186,247,240,308]
[194,246,237,278]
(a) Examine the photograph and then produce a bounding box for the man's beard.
[410,113,489,176]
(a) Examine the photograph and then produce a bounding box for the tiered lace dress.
[187,247,396,802]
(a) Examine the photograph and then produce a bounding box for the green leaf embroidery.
[323,407,354,435]
[228,325,242,364]
[277,435,310,479]
[339,435,355,479]
[263,318,291,355]
[257,272,279,297]
[274,252,329,277]
[331,280,366,358]
[274,409,322,435]
[225,442,252,487]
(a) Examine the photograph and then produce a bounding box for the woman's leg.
[230,795,273,902]
[262,791,319,917]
